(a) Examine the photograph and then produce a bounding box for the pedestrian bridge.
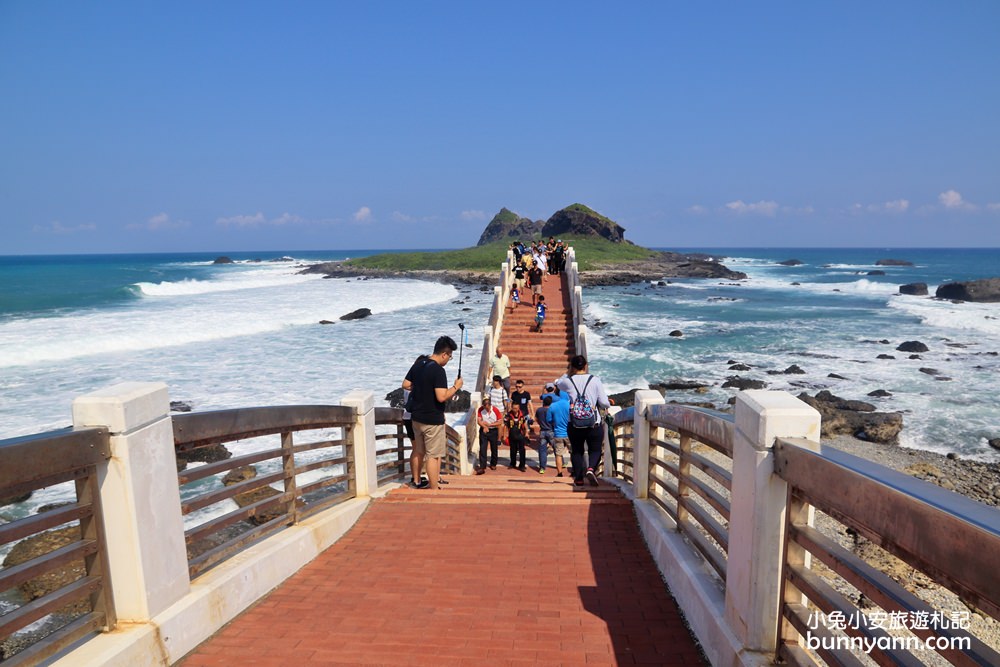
[1,250,999,666]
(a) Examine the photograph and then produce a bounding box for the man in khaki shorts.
[402,336,463,490]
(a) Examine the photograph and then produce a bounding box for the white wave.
[888,296,1000,337]
[135,267,321,297]
[0,278,458,368]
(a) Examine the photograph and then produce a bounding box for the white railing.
[609,390,1000,667]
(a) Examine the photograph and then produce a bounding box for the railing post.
[632,390,664,499]
[341,391,377,497]
[71,382,190,621]
[724,390,820,657]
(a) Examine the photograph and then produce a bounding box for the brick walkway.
[180,473,706,666]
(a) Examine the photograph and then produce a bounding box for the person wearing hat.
[476,395,503,473]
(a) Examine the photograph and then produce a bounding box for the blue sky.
[2,1,998,253]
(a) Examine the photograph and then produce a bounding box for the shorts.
[532,284,543,295]
[535,316,545,326]
[551,437,570,458]
[412,421,446,459]
[514,278,525,290]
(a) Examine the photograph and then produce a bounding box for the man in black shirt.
[510,379,534,420]
[402,336,463,490]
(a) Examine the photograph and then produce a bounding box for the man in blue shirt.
[545,387,571,478]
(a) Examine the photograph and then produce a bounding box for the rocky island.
[300,204,746,286]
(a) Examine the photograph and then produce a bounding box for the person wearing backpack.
[556,355,610,487]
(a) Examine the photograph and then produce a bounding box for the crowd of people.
[402,239,612,490]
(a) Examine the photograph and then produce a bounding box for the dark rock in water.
[899,282,928,296]
[783,364,806,375]
[919,368,940,376]
[908,354,921,360]
[797,391,902,443]
[989,438,1000,451]
[170,400,193,413]
[234,486,285,526]
[657,281,667,286]
[867,270,886,276]
[876,354,896,360]
[876,258,913,266]
[669,330,683,337]
[462,307,472,311]
[896,340,928,353]
[653,379,711,391]
[868,389,893,397]
[947,452,959,460]
[340,308,372,321]
[935,278,1000,303]
[222,466,257,486]
[1,491,32,507]
[722,376,767,390]
[319,320,335,325]
[791,282,801,286]
[778,259,803,266]
[728,363,752,371]
[609,389,645,408]
[176,443,232,464]
[828,373,848,380]
[213,256,234,264]
[37,502,72,514]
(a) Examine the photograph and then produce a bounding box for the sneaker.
[556,472,564,478]
[518,465,526,472]
[586,469,599,487]
[489,465,496,470]
[508,464,516,470]
[475,468,486,476]
[410,479,430,489]
[537,468,545,474]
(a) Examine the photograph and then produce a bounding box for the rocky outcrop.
[722,376,767,390]
[578,253,747,284]
[876,259,913,266]
[899,283,928,296]
[340,308,372,321]
[1,491,32,507]
[176,443,232,465]
[797,391,903,443]
[541,204,626,243]
[213,256,234,264]
[778,259,803,266]
[896,341,928,353]
[3,526,87,615]
[935,278,1000,303]
[477,208,542,245]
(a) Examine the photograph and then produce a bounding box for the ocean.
[1,247,999,530]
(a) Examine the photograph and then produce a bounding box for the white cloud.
[354,206,372,222]
[270,212,302,226]
[33,221,97,234]
[216,212,266,227]
[460,209,487,221]
[128,212,190,231]
[939,189,977,211]
[851,200,910,214]
[391,211,413,222]
[685,205,708,215]
[988,202,1000,212]
[883,199,909,213]
[724,200,779,216]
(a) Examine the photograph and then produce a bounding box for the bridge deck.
[179,473,706,666]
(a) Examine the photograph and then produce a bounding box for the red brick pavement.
[179,473,706,666]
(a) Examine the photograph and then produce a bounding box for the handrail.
[774,438,1000,666]
[173,405,357,577]
[0,428,117,665]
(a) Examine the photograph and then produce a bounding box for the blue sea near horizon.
[1,247,998,550]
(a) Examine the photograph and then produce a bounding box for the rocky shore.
[299,251,746,287]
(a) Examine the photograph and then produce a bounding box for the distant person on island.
[402,336,462,490]
[557,355,611,487]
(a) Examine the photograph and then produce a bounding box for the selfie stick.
[457,323,465,378]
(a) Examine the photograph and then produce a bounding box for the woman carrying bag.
[556,355,611,487]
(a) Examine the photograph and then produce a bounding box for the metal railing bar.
[649,490,678,524]
[290,438,345,455]
[188,512,293,577]
[649,471,680,501]
[646,403,734,456]
[781,603,865,667]
[181,470,285,515]
[173,405,354,449]
[0,538,98,593]
[652,437,681,457]
[0,428,109,491]
[786,562,927,667]
[651,457,681,482]
[183,491,293,545]
[1,611,106,667]
[790,522,998,666]
[678,496,729,552]
[296,473,350,497]
[177,447,282,485]
[680,516,727,581]
[775,440,1000,621]
[293,455,348,476]
[297,490,355,521]
[682,473,731,522]
[0,469,92,507]
[0,502,92,546]
[687,450,733,490]
[0,575,101,638]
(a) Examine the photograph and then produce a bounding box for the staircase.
[498,273,575,393]
[386,471,627,504]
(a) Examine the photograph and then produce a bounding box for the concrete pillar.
[71,382,189,621]
[724,390,821,655]
[341,391,377,497]
[631,391,664,499]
